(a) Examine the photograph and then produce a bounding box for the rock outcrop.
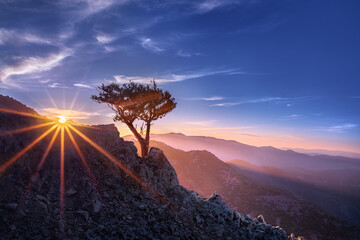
[0,95,302,239]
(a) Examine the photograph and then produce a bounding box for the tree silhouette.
[91,81,177,157]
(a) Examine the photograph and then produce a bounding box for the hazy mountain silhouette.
[228,159,360,195]
[283,148,360,159]
[126,138,360,240]
[148,133,360,171]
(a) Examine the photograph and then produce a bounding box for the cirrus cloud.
[113,68,241,84]
[74,83,93,89]
[0,50,71,86]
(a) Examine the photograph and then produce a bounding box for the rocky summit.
[0,95,302,239]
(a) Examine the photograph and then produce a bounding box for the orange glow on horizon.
[118,124,360,155]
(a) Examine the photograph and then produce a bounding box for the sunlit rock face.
[0,95,301,239]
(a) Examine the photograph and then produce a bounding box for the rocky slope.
[128,139,360,240]
[0,95,301,239]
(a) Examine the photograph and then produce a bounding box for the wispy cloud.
[325,124,357,133]
[0,50,71,86]
[184,126,254,131]
[48,82,69,88]
[196,0,238,13]
[74,83,93,89]
[185,96,224,101]
[96,34,116,44]
[211,97,285,107]
[103,45,130,53]
[176,49,202,57]
[59,0,127,20]
[233,19,286,34]
[140,38,165,53]
[233,132,260,138]
[196,0,240,13]
[113,69,239,84]
[282,114,304,120]
[81,0,120,16]
[0,28,52,45]
[184,120,217,127]
[211,97,315,107]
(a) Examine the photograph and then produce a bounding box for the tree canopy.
[91,81,176,157]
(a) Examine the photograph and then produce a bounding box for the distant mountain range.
[283,147,360,159]
[145,133,360,171]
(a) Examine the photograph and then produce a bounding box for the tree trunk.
[139,140,148,158]
[126,123,148,157]
[145,121,151,155]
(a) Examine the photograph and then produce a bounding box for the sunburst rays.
[0,107,177,224]
[65,126,103,200]
[0,121,55,137]
[0,124,58,174]
[0,108,49,120]
[60,126,65,219]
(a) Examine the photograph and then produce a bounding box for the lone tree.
[91,81,177,157]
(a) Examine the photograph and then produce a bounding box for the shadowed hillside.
[126,137,360,240]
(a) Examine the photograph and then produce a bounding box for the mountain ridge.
[142,133,360,171]
[0,95,301,239]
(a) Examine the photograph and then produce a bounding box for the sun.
[58,116,67,124]
[0,105,172,224]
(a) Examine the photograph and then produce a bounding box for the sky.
[0,0,359,153]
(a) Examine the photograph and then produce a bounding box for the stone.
[4,203,17,210]
[256,215,266,224]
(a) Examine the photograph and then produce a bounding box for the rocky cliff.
[0,95,301,239]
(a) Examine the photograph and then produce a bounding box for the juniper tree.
[91,81,176,157]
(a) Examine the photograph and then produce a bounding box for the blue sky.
[0,0,359,152]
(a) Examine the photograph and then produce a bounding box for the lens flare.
[59,116,66,124]
[0,106,185,228]
[19,127,61,210]
[0,124,57,174]
[67,124,174,208]
[60,126,65,220]
[0,108,48,120]
[65,126,103,199]
[0,121,55,137]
